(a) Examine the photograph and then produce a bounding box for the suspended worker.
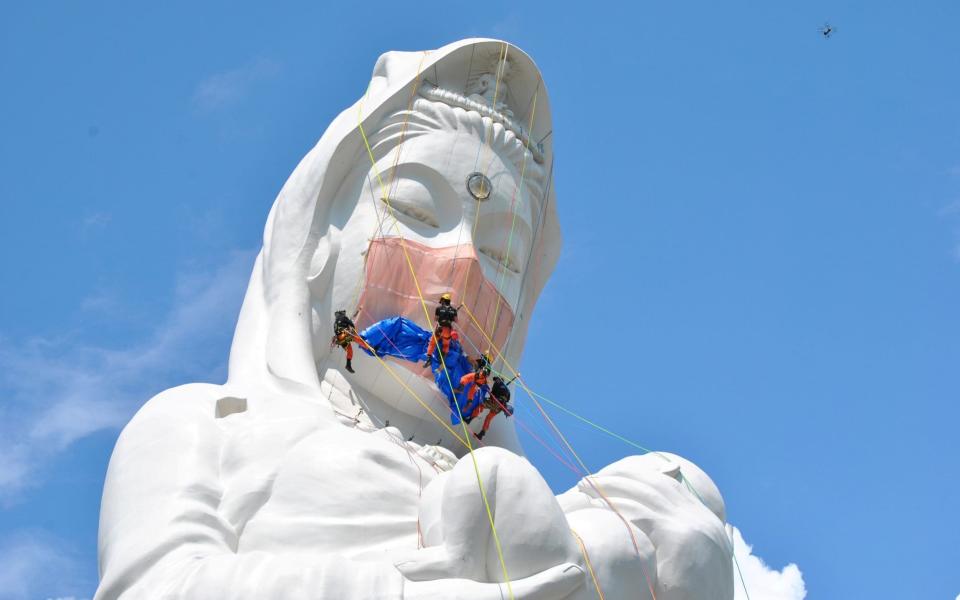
[423,292,459,366]
[471,375,515,440]
[459,354,493,419]
[332,309,370,373]
[474,351,492,372]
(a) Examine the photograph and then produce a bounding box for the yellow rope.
[486,82,539,336]
[345,42,748,600]
[362,347,469,449]
[459,42,509,304]
[348,50,426,309]
[356,56,515,599]
[572,529,605,600]
[480,43,511,177]
[460,301,658,599]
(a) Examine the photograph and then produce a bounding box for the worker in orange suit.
[459,355,492,419]
[423,292,459,367]
[469,375,515,440]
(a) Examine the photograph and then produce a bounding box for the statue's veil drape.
[226,39,561,401]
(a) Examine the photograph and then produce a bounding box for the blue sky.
[1,1,958,598]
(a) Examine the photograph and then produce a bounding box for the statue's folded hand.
[402,562,584,600]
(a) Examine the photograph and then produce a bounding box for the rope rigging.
[335,41,750,600]
[356,50,516,600]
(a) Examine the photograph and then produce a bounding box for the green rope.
[453,333,754,600]
[514,380,756,600]
[528,389,656,454]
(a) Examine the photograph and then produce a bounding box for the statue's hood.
[227,39,559,402]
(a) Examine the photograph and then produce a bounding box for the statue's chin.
[320,356,474,453]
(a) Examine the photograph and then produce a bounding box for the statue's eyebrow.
[377,162,458,204]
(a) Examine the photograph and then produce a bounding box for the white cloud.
[193,58,280,112]
[0,531,88,600]
[730,526,806,600]
[0,249,255,499]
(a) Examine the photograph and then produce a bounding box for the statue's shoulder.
[118,383,227,444]
[138,382,224,418]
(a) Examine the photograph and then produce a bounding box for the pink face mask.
[356,237,515,374]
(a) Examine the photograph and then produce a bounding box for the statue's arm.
[94,384,402,600]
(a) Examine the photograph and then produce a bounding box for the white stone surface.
[94,39,733,599]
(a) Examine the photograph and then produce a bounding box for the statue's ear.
[307,231,341,299]
[306,229,341,359]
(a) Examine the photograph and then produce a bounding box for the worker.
[424,292,460,366]
[459,355,492,419]
[474,351,492,372]
[331,309,370,373]
[472,375,515,440]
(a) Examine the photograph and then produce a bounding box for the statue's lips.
[357,237,514,374]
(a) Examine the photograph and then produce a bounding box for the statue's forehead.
[392,129,522,180]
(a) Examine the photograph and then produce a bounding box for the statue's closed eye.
[382,178,439,228]
[479,245,520,274]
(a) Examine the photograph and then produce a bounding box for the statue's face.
[320,121,543,446]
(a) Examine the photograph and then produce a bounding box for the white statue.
[95,39,734,600]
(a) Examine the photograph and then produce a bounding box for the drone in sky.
[819,22,835,39]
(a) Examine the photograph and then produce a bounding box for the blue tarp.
[358,316,476,424]
[358,315,431,362]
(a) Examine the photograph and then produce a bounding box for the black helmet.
[335,310,346,318]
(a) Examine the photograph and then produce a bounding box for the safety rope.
[355,307,421,360]
[527,389,659,456]
[343,42,747,600]
[680,474,752,600]
[345,379,439,549]
[360,344,468,449]
[460,301,659,599]
[572,530,606,600]
[347,70,419,310]
[444,43,482,283]
[421,321,582,478]
[429,313,614,599]
[458,42,510,304]
[445,310,584,470]
[356,57,515,599]
[479,43,511,177]
[732,534,753,600]
[512,413,581,474]
[486,82,539,337]
[462,300,757,599]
